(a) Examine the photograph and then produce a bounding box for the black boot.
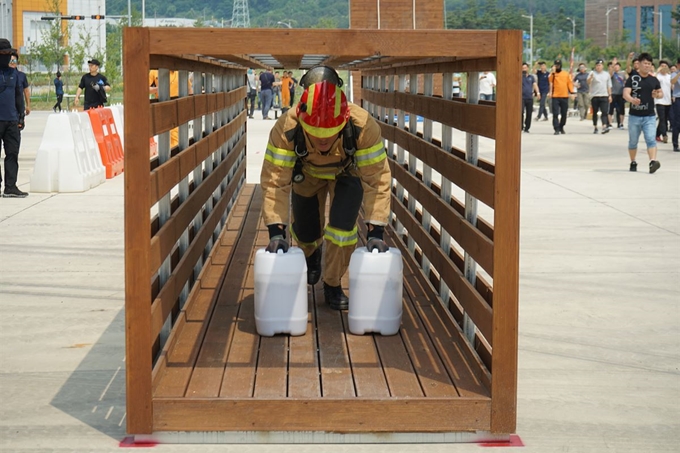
[324,283,349,310]
[306,246,322,285]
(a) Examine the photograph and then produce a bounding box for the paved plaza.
[0,110,678,452]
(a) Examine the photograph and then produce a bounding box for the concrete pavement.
[0,110,678,452]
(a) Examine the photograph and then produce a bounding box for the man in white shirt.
[588,59,613,134]
[479,71,496,101]
[654,60,672,143]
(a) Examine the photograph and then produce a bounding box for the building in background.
[2,0,105,71]
[586,0,677,49]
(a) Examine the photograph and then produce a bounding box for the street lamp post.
[653,11,663,61]
[566,17,576,42]
[605,6,617,48]
[277,21,293,28]
[522,14,533,68]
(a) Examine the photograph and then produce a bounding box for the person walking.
[670,59,680,152]
[288,71,298,107]
[588,59,612,134]
[260,66,391,310]
[53,71,64,112]
[573,63,589,120]
[74,58,110,110]
[9,51,30,117]
[609,62,627,129]
[246,69,257,119]
[534,61,550,120]
[259,68,275,120]
[521,62,540,133]
[654,60,672,143]
[623,53,663,173]
[478,71,496,101]
[548,59,575,135]
[0,39,28,198]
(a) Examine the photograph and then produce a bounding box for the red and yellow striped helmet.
[297,81,349,138]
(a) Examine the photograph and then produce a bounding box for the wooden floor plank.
[288,296,321,398]
[374,332,424,397]
[342,312,390,398]
[399,293,459,397]
[314,284,355,398]
[220,290,259,397]
[254,335,289,398]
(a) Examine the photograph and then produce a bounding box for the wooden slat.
[149,116,246,205]
[359,57,497,75]
[123,26,153,435]
[148,29,498,59]
[149,163,244,342]
[153,186,257,397]
[153,398,491,432]
[254,336,289,398]
[489,30,521,434]
[150,54,251,73]
[389,160,494,276]
[149,137,244,272]
[288,298,321,398]
[391,196,493,344]
[314,284,355,398]
[367,90,496,140]
[219,291,259,397]
[382,126,495,207]
[342,312,390,398]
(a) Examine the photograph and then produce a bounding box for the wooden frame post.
[490,29,522,433]
[123,27,153,434]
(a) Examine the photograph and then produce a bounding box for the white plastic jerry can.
[254,246,308,336]
[348,247,404,335]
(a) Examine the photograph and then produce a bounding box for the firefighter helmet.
[297,81,349,138]
[299,65,343,88]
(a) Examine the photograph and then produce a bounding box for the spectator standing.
[534,61,550,120]
[548,59,575,135]
[671,60,680,152]
[272,71,282,108]
[288,71,298,107]
[588,59,612,134]
[623,53,662,173]
[74,58,110,110]
[280,71,293,113]
[0,38,28,198]
[478,71,496,101]
[246,68,257,119]
[654,60,672,143]
[53,71,64,112]
[521,63,540,133]
[452,73,462,98]
[609,62,627,129]
[259,68,276,120]
[573,64,589,120]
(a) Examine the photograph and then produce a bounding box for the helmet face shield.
[297,81,349,138]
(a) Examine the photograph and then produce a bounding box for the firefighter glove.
[366,224,388,253]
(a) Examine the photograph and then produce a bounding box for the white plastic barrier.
[30,112,106,193]
[108,104,125,150]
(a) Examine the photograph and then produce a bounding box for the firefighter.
[260,66,391,310]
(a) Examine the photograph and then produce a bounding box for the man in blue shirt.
[53,71,64,112]
[0,39,28,198]
[522,63,540,133]
[259,69,276,120]
[534,61,550,120]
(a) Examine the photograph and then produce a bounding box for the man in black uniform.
[74,58,110,110]
[0,39,27,198]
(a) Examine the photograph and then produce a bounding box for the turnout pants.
[291,172,363,287]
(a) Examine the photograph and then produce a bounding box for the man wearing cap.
[260,66,391,310]
[0,39,28,198]
[573,63,589,120]
[588,59,612,134]
[671,59,680,152]
[74,58,110,110]
[548,59,575,135]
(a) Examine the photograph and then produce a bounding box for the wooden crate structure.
[124,28,521,440]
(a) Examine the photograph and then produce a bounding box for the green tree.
[31,0,70,77]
